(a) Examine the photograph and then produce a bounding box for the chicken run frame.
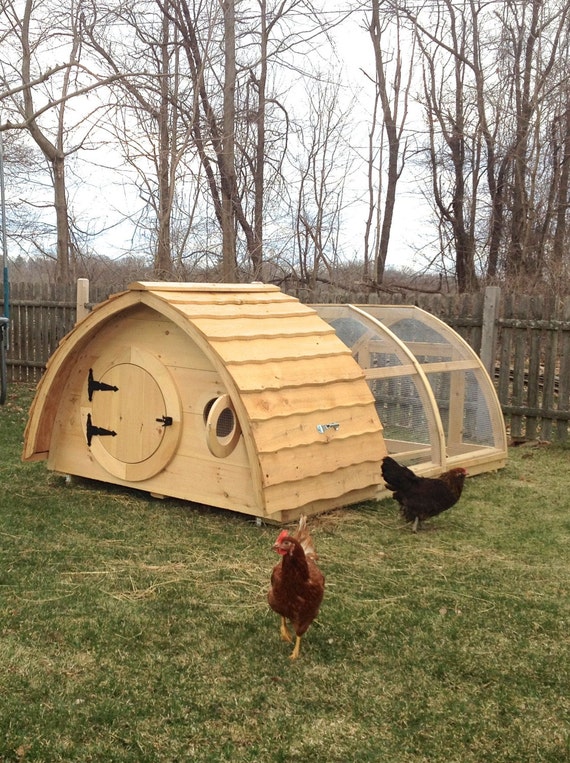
[312,303,507,478]
[22,283,507,523]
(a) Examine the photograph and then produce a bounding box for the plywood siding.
[48,428,257,513]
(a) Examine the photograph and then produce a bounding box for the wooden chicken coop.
[22,282,387,523]
[312,303,508,485]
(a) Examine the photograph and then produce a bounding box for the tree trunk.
[22,0,70,283]
[155,6,173,279]
[551,98,570,268]
[507,0,541,280]
[250,0,267,279]
[369,1,411,287]
[221,0,237,282]
[53,154,71,283]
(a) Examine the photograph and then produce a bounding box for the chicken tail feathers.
[381,456,419,492]
[294,515,318,560]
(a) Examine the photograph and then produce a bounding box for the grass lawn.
[1,384,569,762]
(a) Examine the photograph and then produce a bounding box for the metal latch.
[316,423,340,434]
[156,416,173,427]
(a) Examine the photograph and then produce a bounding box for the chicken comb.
[275,529,290,544]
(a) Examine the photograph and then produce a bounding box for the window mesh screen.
[372,375,431,446]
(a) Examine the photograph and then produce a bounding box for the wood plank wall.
[2,282,570,442]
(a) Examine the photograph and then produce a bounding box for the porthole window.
[205,395,241,458]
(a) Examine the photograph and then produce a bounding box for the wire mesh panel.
[314,305,444,468]
[365,305,505,463]
[313,303,507,477]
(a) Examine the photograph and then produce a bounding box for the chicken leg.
[290,635,302,660]
[280,617,293,643]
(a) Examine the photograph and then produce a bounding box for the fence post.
[480,285,501,378]
[76,278,90,324]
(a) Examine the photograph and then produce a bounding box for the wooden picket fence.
[0,281,110,381]
[2,281,570,442]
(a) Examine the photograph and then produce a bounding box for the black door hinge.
[86,413,117,447]
[88,369,119,401]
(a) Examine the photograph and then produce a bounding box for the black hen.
[381,456,467,532]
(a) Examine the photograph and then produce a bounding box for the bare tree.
[499,0,570,281]
[289,78,353,298]
[366,0,413,286]
[406,0,479,291]
[220,0,237,280]
[402,0,570,290]
[0,0,126,283]
[550,94,570,273]
[3,0,81,281]
[166,0,337,281]
[81,0,200,278]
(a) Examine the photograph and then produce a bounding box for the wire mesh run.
[313,303,507,476]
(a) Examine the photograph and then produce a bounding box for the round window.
[204,395,241,458]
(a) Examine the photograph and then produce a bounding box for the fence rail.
[2,281,569,442]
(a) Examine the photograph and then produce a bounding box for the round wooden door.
[85,347,181,481]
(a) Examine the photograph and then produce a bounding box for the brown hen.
[267,516,325,659]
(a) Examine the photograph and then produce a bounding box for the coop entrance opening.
[83,346,181,481]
